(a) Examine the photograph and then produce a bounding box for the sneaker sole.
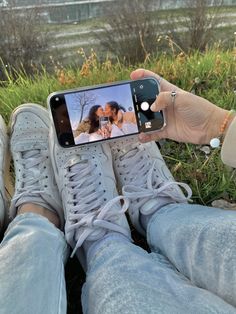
[0,116,13,228]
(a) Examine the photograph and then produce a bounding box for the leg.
[0,212,68,314]
[50,131,236,313]
[147,203,236,307]
[82,235,236,314]
[111,138,236,308]
[0,104,69,314]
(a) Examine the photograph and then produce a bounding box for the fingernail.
[150,95,158,111]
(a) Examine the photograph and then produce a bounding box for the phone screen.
[49,78,164,147]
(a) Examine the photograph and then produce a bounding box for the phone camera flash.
[141,101,149,111]
[55,97,59,101]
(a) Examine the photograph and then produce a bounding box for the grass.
[1,47,235,203]
[0,47,236,313]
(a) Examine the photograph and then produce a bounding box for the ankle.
[17,203,60,228]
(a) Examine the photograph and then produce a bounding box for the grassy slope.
[0,48,236,313]
[0,48,235,204]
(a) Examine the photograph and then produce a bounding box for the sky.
[65,83,134,130]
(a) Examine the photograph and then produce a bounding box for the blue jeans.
[83,204,236,313]
[0,213,68,314]
[1,205,236,314]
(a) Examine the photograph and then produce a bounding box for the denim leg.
[147,203,236,307]
[0,213,69,314]
[81,234,236,314]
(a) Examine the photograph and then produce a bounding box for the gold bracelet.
[210,109,235,148]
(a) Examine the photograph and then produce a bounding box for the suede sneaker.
[110,138,192,235]
[49,127,131,260]
[9,104,64,227]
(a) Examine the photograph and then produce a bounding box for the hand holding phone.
[48,77,166,147]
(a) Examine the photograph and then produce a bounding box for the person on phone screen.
[104,101,138,136]
[74,105,109,144]
[0,67,236,314]
[74,105,104,135]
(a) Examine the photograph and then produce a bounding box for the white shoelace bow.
[13,149,49,207]
[64,158,130,257]
[118,146,192,215]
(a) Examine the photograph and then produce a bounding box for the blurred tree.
[165,0,224,52]
[0,0,49,78]
[96,0,162,64]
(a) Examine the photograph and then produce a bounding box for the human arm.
[131,68,236,168]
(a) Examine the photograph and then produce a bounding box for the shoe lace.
[13,149,49,207]
[117,146,192,214]
[64,157,130,257]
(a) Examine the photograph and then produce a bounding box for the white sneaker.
[0,115,11,232]
[49,127,131,258]
[110,138,192,235]
[9,104,64,227]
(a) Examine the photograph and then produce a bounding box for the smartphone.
[99,116,110,129]
[48,77,165,147]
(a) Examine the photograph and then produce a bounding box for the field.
[0,9,236,313]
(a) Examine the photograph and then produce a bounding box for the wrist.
[208,109,235,147]
[204,108,226,143]
[222,112,236,140]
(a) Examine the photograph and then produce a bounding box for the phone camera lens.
[139,85,143,89]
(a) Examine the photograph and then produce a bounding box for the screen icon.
[145,121,152,129]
